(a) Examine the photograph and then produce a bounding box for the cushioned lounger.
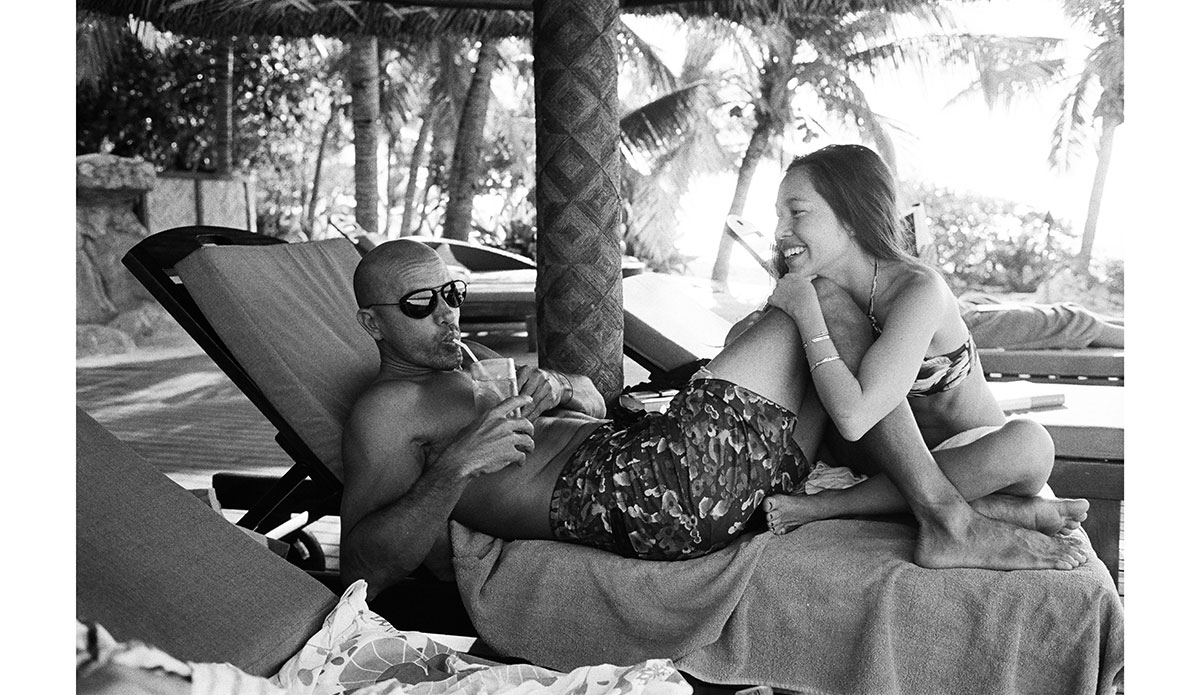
[155,237,1123,693]
[76,408,337,676]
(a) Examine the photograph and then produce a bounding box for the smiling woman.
[731,144,1093,574]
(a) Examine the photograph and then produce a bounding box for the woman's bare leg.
[765,419,1088,535]
[764,279,1087,570]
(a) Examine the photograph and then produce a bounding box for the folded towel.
[453,519,1123,694]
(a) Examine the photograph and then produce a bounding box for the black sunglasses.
[367,280,468,319]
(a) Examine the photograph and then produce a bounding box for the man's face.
[366,258,463,371]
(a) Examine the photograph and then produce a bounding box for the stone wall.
[76,154,190,357]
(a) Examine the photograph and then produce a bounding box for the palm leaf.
[616,16,680,93]
[620,82,719,175]
[1048,68,1096,172]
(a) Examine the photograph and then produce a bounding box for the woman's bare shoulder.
[890,260,952,303]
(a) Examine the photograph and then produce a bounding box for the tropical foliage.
[76,0,1121,290]
[948,0,1124,271]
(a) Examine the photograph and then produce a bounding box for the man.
[340,240,1086,600]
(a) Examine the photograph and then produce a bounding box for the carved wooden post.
[532,0,624,401]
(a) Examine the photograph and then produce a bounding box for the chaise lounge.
[117,227,1124,693]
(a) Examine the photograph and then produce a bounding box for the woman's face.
[773,168,856,277]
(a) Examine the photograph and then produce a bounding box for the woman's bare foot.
[914,506,1089,571]
[971,494,1089,536]
[762,493,836,534]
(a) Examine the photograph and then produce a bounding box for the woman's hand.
[768,273,819,319]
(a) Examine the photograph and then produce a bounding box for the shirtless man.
[340,240,1087,599]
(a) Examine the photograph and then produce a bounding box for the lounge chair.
[119,228,1122,692]
[977,346,1124,385]
[76,408,695,695]
[902,205,1125,385]
[77,407,337,674]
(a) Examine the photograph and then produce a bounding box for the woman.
[746,144,1089,543]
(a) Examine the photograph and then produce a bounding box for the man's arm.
[339,385,533,599]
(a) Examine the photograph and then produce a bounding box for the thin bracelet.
[557,372,573,404]
[810,354,843,371]
[804,332,831,349]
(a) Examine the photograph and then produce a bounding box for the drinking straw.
[454,339,479,364]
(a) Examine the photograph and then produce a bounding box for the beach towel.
[453,519,1123,694]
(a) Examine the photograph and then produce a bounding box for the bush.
[903,182,1079,294]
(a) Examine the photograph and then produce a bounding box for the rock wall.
[76,154,189,357]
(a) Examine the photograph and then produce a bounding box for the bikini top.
[867,260,976,398]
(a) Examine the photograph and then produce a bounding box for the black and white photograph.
[53,0,1176,691]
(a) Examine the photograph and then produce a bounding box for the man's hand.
[427,394,534,479]
[515,366,571,419]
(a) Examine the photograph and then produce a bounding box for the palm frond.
[616,16,680,92]
[1048,68,1096,172]
[620,82,719,175]
[945,57,1066,109]
[794,59,896,168]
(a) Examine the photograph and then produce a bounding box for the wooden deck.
[76,331,1121,596]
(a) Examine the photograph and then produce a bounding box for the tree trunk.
[1078,115,1117,272]
[401,106,436,237]
[382,123,400,238]
[711,115,772,285]
[305,103,339,234]
[214,41,234,174]
[443,40,501,242]
[350,36,381,236]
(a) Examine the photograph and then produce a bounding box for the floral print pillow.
[271,580,691,695]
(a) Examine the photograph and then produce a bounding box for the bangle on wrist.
[809,354,842,371]
[804,332,831,350]
[556,372,573,404]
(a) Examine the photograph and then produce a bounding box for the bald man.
[339,239,837,599]
[340,240,1087,600]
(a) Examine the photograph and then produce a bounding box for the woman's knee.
[1001,418,1055,479]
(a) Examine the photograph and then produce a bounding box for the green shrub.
[903,182,1079,294]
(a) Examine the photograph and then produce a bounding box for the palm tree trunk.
[214,40,234,174]
[711,115,771,285]
[443,40,501,242]
[401,105,436,237]
[1078,115,1117,272]
[305,103,339,234]
[350,36,381,235]
[382,123,400,238]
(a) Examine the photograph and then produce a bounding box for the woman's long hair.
[774,144,909,276]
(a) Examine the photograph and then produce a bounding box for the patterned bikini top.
[867,260,976,398]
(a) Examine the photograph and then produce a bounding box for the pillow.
[78,582,690,695]
[76,620,284,695]
[272,580,691,695]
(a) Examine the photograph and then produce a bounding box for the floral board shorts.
[548,378,811,560]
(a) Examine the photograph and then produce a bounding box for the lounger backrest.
[76,409,336,676]
[174,238,374,481]
[623,272,733,376]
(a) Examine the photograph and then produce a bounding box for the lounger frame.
[122,227,342,558]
